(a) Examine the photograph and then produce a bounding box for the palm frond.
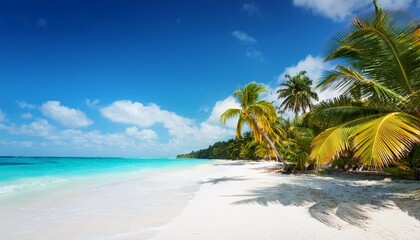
[310,116,377,167]
[404,90,420,115]
[324,1,419,96]
[318,65,406,103]
[352,112,420,167]
[220,108,241,124]
[308,96,383,128]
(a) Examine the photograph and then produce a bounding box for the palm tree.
[309,1,420,172]
[275,117,315,170]
[220,83,289,170]
[277,71,319,119]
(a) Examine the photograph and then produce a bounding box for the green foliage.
[275,117,315,171]
[220,82,288,168]
[220,82,278,144]
[176,132,261,160]
[277,71,319,119]
[309,2,420,171]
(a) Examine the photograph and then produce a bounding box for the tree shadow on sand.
[215,162,246,166]
[229,174,420,229]
[202,176,246,185]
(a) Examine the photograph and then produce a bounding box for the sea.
[0,157,213,240]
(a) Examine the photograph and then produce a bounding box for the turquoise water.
[0,156,216,239]
[0,157,209,196]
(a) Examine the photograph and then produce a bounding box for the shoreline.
[0,160,218,240]
[153,160,420,240]
[0,159,418,239]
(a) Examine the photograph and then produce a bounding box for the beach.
[0,158,216,240]
[0,159,419,240]
[154,160,420,240]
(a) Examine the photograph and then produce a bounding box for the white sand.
[153,160,420,240]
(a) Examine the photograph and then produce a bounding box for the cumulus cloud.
[1,98,241,157]
[206,96,240,129]
[242,2,261,15]
[278,55,329,84]
[19,119,55,137]
[232,30,257,44]
[293,0,413,21]
[125,127,158,141]
[100,100,192,131]
[100,100,234,152]
[41,101,93,128]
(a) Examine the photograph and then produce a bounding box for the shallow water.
[0,157,213,240]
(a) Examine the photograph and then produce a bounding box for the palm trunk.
[259,128,289,171]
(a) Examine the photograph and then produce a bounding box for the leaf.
[352,112,420,167]
[310,118,368,167]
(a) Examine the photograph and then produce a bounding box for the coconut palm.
[309,1,420,170]
[277,71,319,119]
[220,83,289,170]
[275,117,315,170]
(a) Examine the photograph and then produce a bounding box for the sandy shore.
[153,160,420,240]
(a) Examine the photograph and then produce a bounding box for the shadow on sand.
[228,174,420,229]
[214,161,246,166]
[202,176,247,185]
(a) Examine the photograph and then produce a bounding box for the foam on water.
[0,157,213,240]
[0,157,208,196]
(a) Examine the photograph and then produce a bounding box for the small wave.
[0,178,67,195]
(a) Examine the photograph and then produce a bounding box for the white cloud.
[41,101,92,128]
[100,100,234,154]
[293,0,413,21]
[21,113,33,119]
[125,127,158,141]
[206,96,240,129]
[278,55,328,84]
[85,98,100,108]
[232,30,257,44]
[242,2,261,15]
[17,101,37,110]
[0,109,5,121]
[100,100,192,131]
[19,119,55,137]
[246,47,264,62]
[1,98,242,157]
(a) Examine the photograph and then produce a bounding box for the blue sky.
[0,0,418,157]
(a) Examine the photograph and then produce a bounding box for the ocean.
[0,157,213,240]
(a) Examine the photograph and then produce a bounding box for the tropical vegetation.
[177,132,262,160]
[219,83,289,170]
[178,1,419,179]
[308,0,419,174]
[277,71,318,119]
